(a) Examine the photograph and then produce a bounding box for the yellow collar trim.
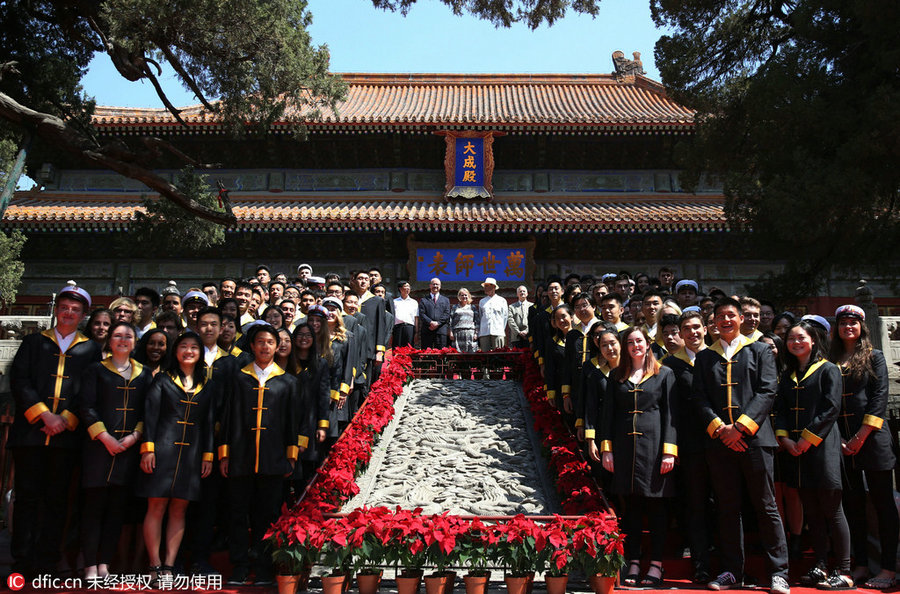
[102,357,145,381]
[169,372,205,395]
[791,358,829,384]
[240,362,286,383]
[42,328,90,351]
[709,334,751,360]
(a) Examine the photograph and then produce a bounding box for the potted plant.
[570,514,625,594]
[320,517,355,594]
[533,518,573,594]
[457,519,497,594]
[493,515,540,594]
[265,506,324,594]
[347,508,392,594]
[422,513,468,594]
[384,509,429,594]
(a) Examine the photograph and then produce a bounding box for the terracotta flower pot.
[463,574,489,594]
[504,573,534,594]
[357,570,383,594]
[545,575,568,594]
[322,573,350,594]
[588,574,615,594]
[424,571,456,594]
[276,574,302,594]
[397,571,423,594]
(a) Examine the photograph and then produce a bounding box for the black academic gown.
[79,358,153,488]
[358,292,387,363]
[582,356,613,441]
[136,372,214,501]
[9,329,102,449]
[600,365,678,497]
[543,335,567,405]
[562,323,596,430]
[774,359,843,490]
[294,356,331,463]
[325,336,354,437]
[836,350,895,471]
[690,336,779,449]
[662,348,707,456]
[219,364,299,477]
[204,347,237,440]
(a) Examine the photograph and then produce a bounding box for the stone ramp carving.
[346,379,558,515]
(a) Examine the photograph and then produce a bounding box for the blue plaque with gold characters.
[437,131,502,200]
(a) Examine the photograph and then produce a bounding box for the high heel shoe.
[641,562,665,588]
[623,561,642,587]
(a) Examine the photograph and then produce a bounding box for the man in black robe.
[9,285,102,577]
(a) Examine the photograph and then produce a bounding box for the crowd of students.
[6,264,896,592]
[529,270,896,593]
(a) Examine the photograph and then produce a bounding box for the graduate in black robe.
[78,322,152,578]
[9,286,101,576]
[830,305,898,588]
[600,326,677,587]
[775,321,849,588]
[289,322,331,489]
[690,298,788,591]
[219,324,300,586]
[137,332,214,583]
[660,311,713,583]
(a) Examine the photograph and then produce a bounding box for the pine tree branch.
[0,91,236,225]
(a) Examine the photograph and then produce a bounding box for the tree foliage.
[370,0,599,29]
[0,0,347,224]
[132,167,226,251]
[652,0,900,298]
[0,230,26,307]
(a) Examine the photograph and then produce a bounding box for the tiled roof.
[92,73,694,131]
[3,192,726,232]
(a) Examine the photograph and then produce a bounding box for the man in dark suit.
[419,277,451,348]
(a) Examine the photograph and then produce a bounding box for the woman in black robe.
[78,322,153,579]
[288,322,331,493]
[543,304,573,410]
[318,300,356,437]
[136,332,214,582]
[830,305,898,589]
[583,324,621,460]
[600,326,677,587]
[776,320,850,588]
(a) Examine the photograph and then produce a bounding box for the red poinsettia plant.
[382,507,429,574]
[421,512,469,575]
[532,516,575,578]
[456,517,498,577]
[570,512,626,578]
[492,514,542,577]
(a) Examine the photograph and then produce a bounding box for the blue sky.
[81,0,669,108]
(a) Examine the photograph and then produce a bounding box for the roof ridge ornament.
[612,50,645,82]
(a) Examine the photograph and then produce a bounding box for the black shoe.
[641,563,665,588]
[817,572,855,591]
[709,571,738,591]
[801,564,828,586]
[227,567,250,586]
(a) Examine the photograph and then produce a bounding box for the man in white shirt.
[392,281,418,349]
[478,277,508,351]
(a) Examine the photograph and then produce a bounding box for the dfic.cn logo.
[7,573,25,591]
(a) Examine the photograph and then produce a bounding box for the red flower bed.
[265,346,622,576]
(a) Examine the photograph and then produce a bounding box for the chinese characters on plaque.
[438,131,500,200]
[408,240,535,285]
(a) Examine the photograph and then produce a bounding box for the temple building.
[2,64,895,313]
